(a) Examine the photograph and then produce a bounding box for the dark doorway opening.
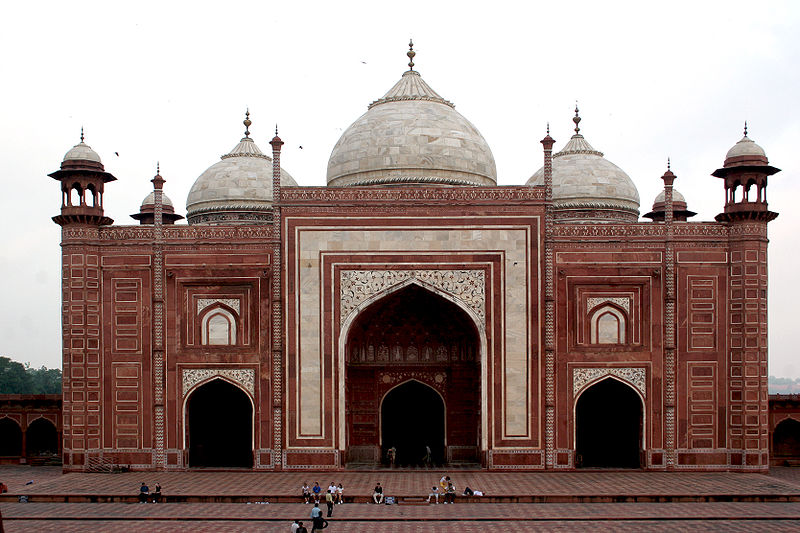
[576,378,642,468]
[381,380,445,466]
[773,418,800,462]
[26,418,58,456]
[186,379,253,467]
[0,418,22,456]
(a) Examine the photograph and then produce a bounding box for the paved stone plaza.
[2,466,800,531]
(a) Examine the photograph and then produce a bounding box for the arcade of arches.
[0,395,61,465]
[345,284,480,466]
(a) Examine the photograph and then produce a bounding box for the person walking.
[310,503,328,533]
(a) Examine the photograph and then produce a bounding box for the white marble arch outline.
[338,277,488,452]
[571,373,647,451]
[180,374,256,451]
[378,378,448,447]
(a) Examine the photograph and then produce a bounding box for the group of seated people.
[426,475,484,504]
[137,481,162,503]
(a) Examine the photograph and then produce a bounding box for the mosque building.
[48,44,779,471]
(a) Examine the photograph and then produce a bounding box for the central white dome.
[327,69,496,187]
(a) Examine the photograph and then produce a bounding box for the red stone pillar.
[541,126,556,469]
[270,130,284,470]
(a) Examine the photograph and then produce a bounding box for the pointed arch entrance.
[381,380,445,466]
[773,418,800,464]
[345,283,481,466]
[26,418,58,457]
[185,378,253,467]
[0,418,22,457]
[575,377,643,468]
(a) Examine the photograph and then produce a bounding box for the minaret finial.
[573,102,581,135]
[156,161,160,175]
[546,122,550,135]
[80,126,84,143]
[244,108,251,138]
[667,157,671,171]
[407,39,415,71]
[744,120,748,137]
[275,124,279,136]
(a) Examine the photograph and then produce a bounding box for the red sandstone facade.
[46,63,779,472]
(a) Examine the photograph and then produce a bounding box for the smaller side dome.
[186,113,297,225]
[131,170,185,225]
[643,188,696,222]
[527,107,639,223]
[63,129,102,164]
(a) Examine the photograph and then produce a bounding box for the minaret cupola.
[49,129,116,226]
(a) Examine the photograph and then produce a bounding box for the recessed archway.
[381,380,445,466]
[344,283,481,466]
[185,378,253,468]
[0,418,22,457]
[575,377,643,468]
[773,418,800,462]
[26,418,58,456]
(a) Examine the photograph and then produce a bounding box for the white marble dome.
[725,134,767,161]
[186,131,296,225]
[63,137,102,163]
[528,116,639,222]
[142,190,174,208]
[653,188,686,204]
[327,69,496,187]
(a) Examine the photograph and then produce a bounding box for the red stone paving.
[2,466,800,499]
[2,467,800,531]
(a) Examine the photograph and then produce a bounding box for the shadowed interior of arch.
[186,379,253,467]
[576,377,642,468]
[773,418,800,461]
[26,417,58,456]
[0,418,22,456]
[381,380,445,466]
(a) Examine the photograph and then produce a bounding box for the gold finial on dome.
[743,120,748,137]
[244,108,252,138]
[407,39,415,71]
[80,126,85,143]
[573,102,581,135]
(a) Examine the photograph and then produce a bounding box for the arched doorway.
[345,283,481,466]
[575,377,642,468]
[186,379,253,467]
[26,418,58,457]
[0,418,22,457]
[381,380,445,466]
[773,418,800,464]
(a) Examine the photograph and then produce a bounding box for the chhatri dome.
[186,111,296,225]
[528,107,640,222]
[327,41,497,187]
[63,128,102,164]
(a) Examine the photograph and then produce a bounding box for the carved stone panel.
[572,367,646,398]
[182,368,255,398]
[340,269,485,326]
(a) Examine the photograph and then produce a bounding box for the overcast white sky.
[1,1,798,376]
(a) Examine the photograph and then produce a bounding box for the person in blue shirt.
[312,481,322,504]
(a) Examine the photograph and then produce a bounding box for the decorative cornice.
[281,186,545,204]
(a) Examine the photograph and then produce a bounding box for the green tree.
[0,356,33,393]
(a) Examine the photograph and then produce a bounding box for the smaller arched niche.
[26,417,59,456]
[0,417,23,457]
[590,304,627,344]
[773,418,800,462]
[200,306,238,346]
